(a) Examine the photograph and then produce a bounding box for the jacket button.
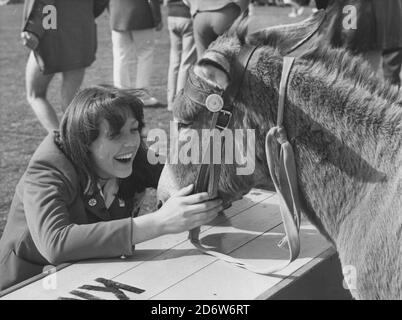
[88,198,97,207]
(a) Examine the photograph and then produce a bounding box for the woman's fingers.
[181,192,211,204]
[194,206,222,226]
[21,32,38,50]
[171,186,219,205]
[21,32,29,46]
[162,185,225,232]
[185,199,223,215]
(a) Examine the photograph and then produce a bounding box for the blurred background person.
[21,0,107,132]
[314,0,328,9]
[321,0,402,87]
[283,0,304,18]
[164,0,197,111]
[378,0,402,87]
[183,0,250,56]
[109,0,165,107]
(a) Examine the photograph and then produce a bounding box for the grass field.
[0,3,312,238]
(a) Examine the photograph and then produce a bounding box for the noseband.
[182,45,302,275]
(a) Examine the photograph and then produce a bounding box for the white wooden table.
[0,189,335,300]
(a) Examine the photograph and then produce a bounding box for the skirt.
[35,0,97,74]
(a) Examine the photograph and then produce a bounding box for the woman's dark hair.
[58,85,145,193]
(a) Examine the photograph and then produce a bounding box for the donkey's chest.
[335,169,402,298]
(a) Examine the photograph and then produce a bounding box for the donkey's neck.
[253,56,402,243]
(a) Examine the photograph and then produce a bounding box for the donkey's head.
[157,11,326,205]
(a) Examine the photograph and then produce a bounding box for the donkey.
[156,12,402,300]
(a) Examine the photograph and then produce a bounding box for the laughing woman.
[0,86,223,292]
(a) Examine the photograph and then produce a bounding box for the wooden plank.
[0,190,274,300]
[0,263,71,298]
[151,220,331,300]
[1,190,332,300]
[256,248,336,300]
[264,248,352,300]
[45,195,284,300]
[47,196,330,300]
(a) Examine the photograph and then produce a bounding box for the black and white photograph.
[0,0,401,305]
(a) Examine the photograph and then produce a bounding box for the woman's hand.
[21,31,39,50]
[156,184,223,234]
[131,185,223,245]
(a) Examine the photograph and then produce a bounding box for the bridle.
[181,27,320,274]
[184,45,260,200]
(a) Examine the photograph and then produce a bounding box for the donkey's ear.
[247,10,326,54]
[194,51,230,90]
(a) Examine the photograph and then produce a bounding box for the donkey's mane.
[245,28,402,105]
[241,24,402,137]
[300,46,402,104]
[294,46,402,135]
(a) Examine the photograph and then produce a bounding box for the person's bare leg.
[26,51,58,132]
[60,68,86,112]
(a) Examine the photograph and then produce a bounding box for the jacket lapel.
[83,191,111,222]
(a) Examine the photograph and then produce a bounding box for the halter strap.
[189,44,259,242]
[265,56,302,265]
[190,53,302,275]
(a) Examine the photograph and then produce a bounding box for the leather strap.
[265,56,301,264]
[189,45,259,243]
[285,13,326,56]
[183,70,224,108]
[189,52,302,274]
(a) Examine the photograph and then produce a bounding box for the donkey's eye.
[177,121,193,130]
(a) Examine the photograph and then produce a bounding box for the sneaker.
[141,96,167,108]
[312,8,319,13]
[288,11,297,18]
[296,7,304,15]
[141,96,159,105]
